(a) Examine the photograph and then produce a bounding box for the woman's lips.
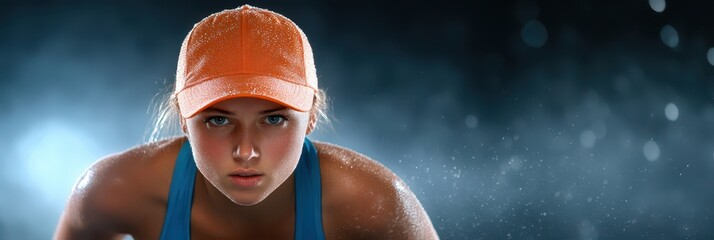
[229,175,263,187]
[228,169,263,187]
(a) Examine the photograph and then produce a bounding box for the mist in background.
[2,0,714,239]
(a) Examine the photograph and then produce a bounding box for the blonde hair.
[145,87,330,143]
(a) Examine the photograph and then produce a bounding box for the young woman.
[54,5,438,240]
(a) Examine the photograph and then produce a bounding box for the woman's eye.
[264,115,286,125]
[206,116,230,126]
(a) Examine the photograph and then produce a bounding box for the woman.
[55,5,438,239]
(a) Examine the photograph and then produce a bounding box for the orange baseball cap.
[174,5,318,119]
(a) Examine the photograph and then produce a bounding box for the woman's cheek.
[262,134,291,159]
[190,130,232,165]
[262,129,303,165]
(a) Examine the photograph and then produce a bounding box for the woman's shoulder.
[313,141,439,239]
[313,141,402,203]
[55,136,185,238]
[313,141,396,181]
[83,136,185,202]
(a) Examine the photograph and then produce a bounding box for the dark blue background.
[2,0,713,239]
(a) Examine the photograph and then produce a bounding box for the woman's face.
[184,97,311,206]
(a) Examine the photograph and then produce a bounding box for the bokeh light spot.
[648,0,666,13]
[660,24,679,48]
[643,139,661,162]
[464,114,479,129]
[665,102,679,121]
[580,130,596,148]
[521,20,548,48]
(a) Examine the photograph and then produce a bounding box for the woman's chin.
[227,192,269,206]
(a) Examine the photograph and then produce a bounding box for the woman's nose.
[233,136,259,162]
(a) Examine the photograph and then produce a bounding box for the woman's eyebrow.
[202,106,287,115]
[260,107,288,114]
[203,107,233,115]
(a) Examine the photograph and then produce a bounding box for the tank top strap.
[294,138,326,240]
[159,140,196,240]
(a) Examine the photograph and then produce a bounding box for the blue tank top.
[159,138,325,240]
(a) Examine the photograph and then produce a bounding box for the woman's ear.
[306,111,317,135]
[180,117,188,135]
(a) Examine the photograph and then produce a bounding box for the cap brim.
[176,74,315,118]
